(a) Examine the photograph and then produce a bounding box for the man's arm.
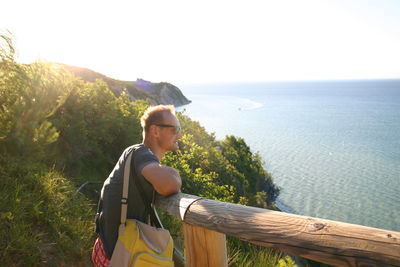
[141,163,182,196]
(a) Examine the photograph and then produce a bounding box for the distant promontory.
[59,64,191,107]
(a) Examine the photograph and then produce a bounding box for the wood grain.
[156,193,400,267]
[183,223,228,267]
[156,193,202,220]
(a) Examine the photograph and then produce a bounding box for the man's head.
[140,105,182,152]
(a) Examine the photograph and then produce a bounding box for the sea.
[177,79,400,232]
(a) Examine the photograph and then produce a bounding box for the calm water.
[178,80,400,232]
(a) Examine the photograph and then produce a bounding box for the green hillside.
[59,63,191,107]
[0,33,299,266]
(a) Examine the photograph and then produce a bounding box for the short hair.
[140,105,176,133]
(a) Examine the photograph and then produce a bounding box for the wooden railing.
[155,193,400,267]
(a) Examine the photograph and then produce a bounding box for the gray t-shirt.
[96,144,159,258]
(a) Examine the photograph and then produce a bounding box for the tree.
[1,33,75,160]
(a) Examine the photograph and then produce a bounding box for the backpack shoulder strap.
[120,150,134,225]
[120,146,163,228]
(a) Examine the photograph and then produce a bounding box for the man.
[92,105,183,266]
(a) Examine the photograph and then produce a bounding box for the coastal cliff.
[59,64,191,107]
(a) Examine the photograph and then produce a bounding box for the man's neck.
[143,139,164,161]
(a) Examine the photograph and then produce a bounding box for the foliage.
[49,79,146,178]
[0,55,76,160]
[1,33,284,265]
[227,241,297,267]
[219,136,280,206]
[164,114,280,207]
[0,156,94,266]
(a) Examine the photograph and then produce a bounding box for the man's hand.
[141,163,182,196]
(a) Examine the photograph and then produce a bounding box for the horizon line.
[178,77,400,86]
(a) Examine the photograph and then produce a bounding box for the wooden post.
[156,193,400,267]
[183,223,228,267]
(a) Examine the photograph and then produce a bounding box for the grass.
[0,156,95,266]
[0,155,330,266]
[227,237,298,267]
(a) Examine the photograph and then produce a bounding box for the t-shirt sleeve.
[134,147,159,176]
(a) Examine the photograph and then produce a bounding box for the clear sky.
[2,0,400,85]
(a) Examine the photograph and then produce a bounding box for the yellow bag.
[109,149,174,267]
[110,219,174,266]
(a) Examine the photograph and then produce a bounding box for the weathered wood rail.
[155,193,400,267]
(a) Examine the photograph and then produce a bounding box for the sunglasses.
[155,124,182,134]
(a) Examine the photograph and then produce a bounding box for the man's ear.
[149,125,159,137]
